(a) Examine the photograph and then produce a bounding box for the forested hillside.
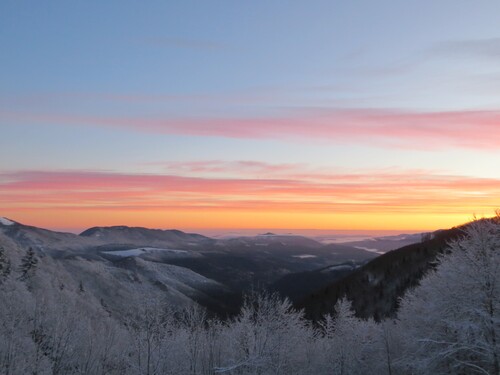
[300,224,467,320]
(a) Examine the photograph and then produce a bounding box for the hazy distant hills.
[338,232,427,253]
[0,218,386,317]
[80,225,214,249]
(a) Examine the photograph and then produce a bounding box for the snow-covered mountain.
[0,219,237,317]
[80,225,213,248]
[0,218,378,317]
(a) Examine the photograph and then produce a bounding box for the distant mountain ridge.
[0,217,379,317]
[80,225,214,249]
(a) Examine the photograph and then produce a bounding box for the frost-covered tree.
[376,319,403,375]
[397,218,500,375]
[0,280,47,375]
[124,293,178,375]
[72,315,127,375]
[218,292,314,375]
[176,304,225,375]
[317,298,379,375]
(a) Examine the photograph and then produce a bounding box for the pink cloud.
[2,108,500,149]
[1,169,498,215]
[154,160,304,176]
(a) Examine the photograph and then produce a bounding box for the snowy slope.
[0,217,15,226]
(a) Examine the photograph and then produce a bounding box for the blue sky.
[3,1,500,106]
[0,1,499,231]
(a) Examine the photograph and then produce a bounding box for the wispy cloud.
[3,108,500,150]
[153,160,304,176]
[432,38,500,61]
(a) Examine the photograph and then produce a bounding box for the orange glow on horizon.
[2,208,482,234]
[1,168,497,233]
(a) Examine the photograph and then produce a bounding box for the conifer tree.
[0,246,11,284]
[18,247,38,281]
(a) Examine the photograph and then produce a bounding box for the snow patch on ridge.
[102,247,188,258]
[354,246,385,255]
[292,254,317,259]
[0,217,14,226]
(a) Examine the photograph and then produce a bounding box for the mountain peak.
[79,225,187,237]
[0,217,15,226]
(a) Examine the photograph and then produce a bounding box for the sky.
[0,1,499,233]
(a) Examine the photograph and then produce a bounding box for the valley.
[0,217,420,317]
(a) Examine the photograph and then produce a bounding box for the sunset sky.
[1,1,499,233]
